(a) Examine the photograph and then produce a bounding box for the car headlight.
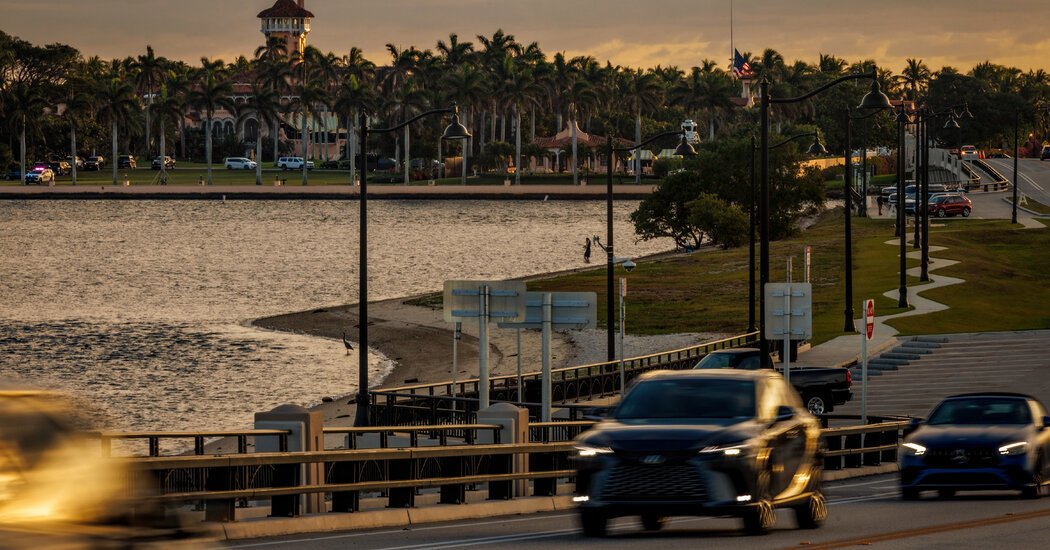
[902,442,927,456]
[574,445,613,457]
[699,442,750,456]
[998,442,1027,456]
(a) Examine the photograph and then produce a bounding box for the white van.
[225,157,257,170]
[277,157,314,171]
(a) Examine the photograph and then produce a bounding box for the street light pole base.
[843,312,856,333]
[897,288,909,309]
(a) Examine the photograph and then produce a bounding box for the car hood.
[576,419,760,453]
[909,425,1032,448]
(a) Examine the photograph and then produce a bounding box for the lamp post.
[601,131,696,361]
[354,105,471,427]
[760,72,891,350]
[1012,110,1020,224]
[843,107,887,331]
[895,108,909,308]
[749,132,826,334]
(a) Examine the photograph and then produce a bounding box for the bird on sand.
[342,332,354,355]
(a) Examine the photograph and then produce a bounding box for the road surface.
[226,475,1050,549]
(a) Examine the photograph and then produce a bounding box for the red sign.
[864,299,875,340]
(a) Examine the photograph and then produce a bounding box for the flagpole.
[730,0,734,70]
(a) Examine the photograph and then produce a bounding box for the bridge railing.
[369,331,760,425]
[88,429,293,457]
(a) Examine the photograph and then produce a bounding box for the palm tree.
[61,77,95,185]
[621,69,663,181]
[95,76,137,185]
[254,39,292,168]
[898,58,931,101]
[496,56,542,184]
[165,65,193,161]
[333,72,376,185]
[151,79,182,184]
[7,82,47,184]
[186,58,235,185]
[133,46,166,157]
[290,78,326,185]
[243,84,282,184]
[441,64,488,181]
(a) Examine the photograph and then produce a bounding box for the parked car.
[320,160,340,169]
[900,392,1050,500]
[3,165,22,180]
[959,145,979,159]
[1041,146,1050,161]
[117,155,137,169]
[83,156,104,171]
[927,194,972,218]
[66,155,84,169]
[573,370,826,536]
[277,157,313,170]
[47,160,71,176]
[152,156,176,170]
[31,161,49,172]
[24,167,55,185]
[694,348,853,414]
[224,157,256,170]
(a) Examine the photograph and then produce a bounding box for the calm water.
[0,200,670,432]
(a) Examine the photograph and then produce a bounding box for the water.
[0,200,671,432]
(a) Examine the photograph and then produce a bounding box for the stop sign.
[864,299,875,340]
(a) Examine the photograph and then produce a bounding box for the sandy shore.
[253,294,727,427]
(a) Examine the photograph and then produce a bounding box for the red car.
[927,194,972,218]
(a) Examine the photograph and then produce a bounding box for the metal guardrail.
[369,331,760,425]
[115,415,908,521]
[971,159,1009,191]
[322,424,503,448]
[89,429,292,457]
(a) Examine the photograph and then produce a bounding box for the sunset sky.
[2,0,1045,72]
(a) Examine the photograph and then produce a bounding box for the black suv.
[117,155,137,169]
[84,156,104,171]
[151,156,175,170]
[573,370,826,536]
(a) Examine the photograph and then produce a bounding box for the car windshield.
[694,353,738,369]
[927,397,1032,425]
[615,378,756,420]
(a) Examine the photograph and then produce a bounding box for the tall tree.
[95,76,137,185]
[186,57,235,185]
[133,46,166,157]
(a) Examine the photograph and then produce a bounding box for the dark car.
[694,348,853,415]
[573,370,826,537]
[927,194,972,218]
[151,156,176,170]
[3,166,23,180]
[117,155,137,169]
[66,155,84,169]
[83,156,104,171]
[47,160,71,176]
[900,392,1050,500]
[1041,146,1050,161]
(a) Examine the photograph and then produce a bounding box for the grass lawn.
[1005,196,1050,215]
[825,173,896,191]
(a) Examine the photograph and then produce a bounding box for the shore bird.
[342,332,354,355]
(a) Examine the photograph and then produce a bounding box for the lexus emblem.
[951,449,968,464]
[641,455,665,465]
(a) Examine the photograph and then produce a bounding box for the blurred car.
[24,168,54,185]
[928,194,972,217]
[224,157,257,170]
[0,390,215,548]
[152,156,176,170]
[47,160,71,176]
[572,370,826,537]
[66,156,84,169]
[959,145,979,159]
[83,156,104,171]
[117,155,137,169]
[1041,146,1050,161]
[900,392,1050,500]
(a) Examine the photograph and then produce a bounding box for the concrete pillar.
[255,404,324,515]
[477,403,528,497]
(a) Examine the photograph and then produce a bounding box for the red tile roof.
[258,0,314,18]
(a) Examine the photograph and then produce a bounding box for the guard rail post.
[204,465,237,522]
[478,403,528,498]
[255,405,324,517]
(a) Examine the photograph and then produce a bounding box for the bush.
[653,158,683,178]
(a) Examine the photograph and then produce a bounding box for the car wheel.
[641,514,664,531]
[1022,457,1044,499]
[962,207,971,217]
[743,500,776,535]
[938,489,955,499]
[901,487,920,501]
[937,208,946,218]
[804,394,830,416]
[579,509,607,537]
[793,492,827,529]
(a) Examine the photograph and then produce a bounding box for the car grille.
[924,447,999,468]
[600,461,706,501]
[922,472,1005,486]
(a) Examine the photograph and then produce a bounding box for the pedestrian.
[584,237,592,263]
[876,194,884,215]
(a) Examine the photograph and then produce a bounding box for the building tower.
[258,0,314,57]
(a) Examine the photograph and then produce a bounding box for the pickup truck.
[693,348,853,415]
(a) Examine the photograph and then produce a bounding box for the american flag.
[732,49,753,78]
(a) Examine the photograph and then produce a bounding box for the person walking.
[876,194,884,215]
[583,237,592,263]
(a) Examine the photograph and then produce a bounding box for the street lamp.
[354,105,470,427]
[760,72,891,351]
[748,132,826,333]
[895,108,910,308]
[600,131,696,361]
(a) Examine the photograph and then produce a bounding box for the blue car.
[900,392,1050,500]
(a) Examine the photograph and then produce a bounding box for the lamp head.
[622,259,636,273]
[961,105,974,119]
[807,136,828,156]
[857,78,893,110]
[943,116,961,130]
[441,105,472,140]
[673,133,698,157]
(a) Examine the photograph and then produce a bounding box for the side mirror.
[909,417,924,429]
[1041,416,1050,431]
[775,406,795,423]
